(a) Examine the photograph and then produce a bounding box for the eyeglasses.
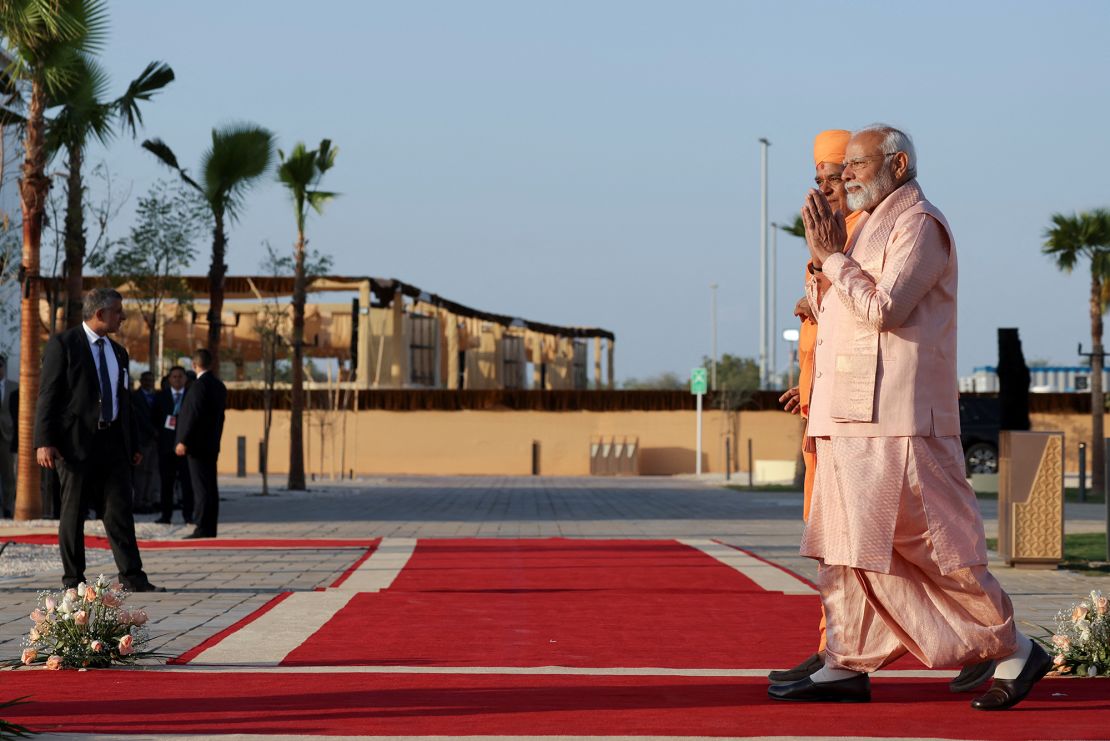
[814,174,843,188]
[842,153,896,170]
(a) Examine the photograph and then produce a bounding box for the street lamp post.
[782,328,799,388]
[770,222,778,389]
[710,283,718,391]
[758,138,770,389]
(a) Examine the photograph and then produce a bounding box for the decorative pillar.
[593,336,602,389]
[532,335,543,389]
[446,312,459,390]
[607,338,615,389]
[390,293,404,387]
[357,281,371,389]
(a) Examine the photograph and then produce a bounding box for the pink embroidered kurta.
[801,180,987,575]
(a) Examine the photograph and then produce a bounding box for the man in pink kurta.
[768,125,1052,710]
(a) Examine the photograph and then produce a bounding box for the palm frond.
[142,137,203,193]
[201,122,275,220]
[115,61,174,136]
[305,189,338,216]
[780,214,805,239]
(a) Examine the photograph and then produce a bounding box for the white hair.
[855,123,917,179]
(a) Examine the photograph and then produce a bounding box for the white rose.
[76,582,86,597]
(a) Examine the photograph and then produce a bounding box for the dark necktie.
[95,338,113,423]
[173,392,182,414]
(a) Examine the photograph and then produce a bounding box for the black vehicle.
[958,396,1000,475]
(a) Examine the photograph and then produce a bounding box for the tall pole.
[770,222,778,388]
[758,138,770,390]
[710,283,718,391]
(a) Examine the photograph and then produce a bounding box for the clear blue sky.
[77,0,1110,382]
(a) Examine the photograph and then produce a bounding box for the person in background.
[175,349,226,538]
[130,371,161,514]
[154,366,194,525]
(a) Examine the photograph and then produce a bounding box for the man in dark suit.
[154,365,194,524]
[129,371,160,513]
[175,348,226,538]
[34,288,163,591]
[0,355,17,519]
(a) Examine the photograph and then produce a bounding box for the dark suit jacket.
[174,372,226,458]
[131,389,159,445]
[33,326,138,466]
[153,387,188,456]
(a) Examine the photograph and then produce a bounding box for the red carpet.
[2,671,1103,739]
[3,534,379,550]
[283,538,821,668]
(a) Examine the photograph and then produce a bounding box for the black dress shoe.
[126,582,166,593]
[768,673,870,703]
[182,530,214,539]
[768,651,825,683]
[949,659,996,693]
[971,642,1052,710]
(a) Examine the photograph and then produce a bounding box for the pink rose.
[64,589,77,602]
[1052,634,1071,650]
[102,593,120,608]
[44,655,63,670]
[111,581,122,592]
[1053,654,1066,666]
[1073,604,1090,622]
[1097,596,1109,615]
[118,609,131,625]
[20,648,37,665]
[30,608,46,623]
[84,588,97,603]
[130,610,149,627]
[90,639,105,652]
[44,596,56,612]
[73,610,88,626]
[118,634,134,656]
[29,628,40,642]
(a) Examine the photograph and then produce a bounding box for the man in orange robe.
[770,130,862,683]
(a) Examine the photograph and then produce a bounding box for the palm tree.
[142,124,275,369]
[0,0,108,520]
[48,58,174,329]
[277,139,338,490]
[1043,209,1110,502]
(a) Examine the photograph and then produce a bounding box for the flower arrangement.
[1039,589,1110,677]
[11,575,154,670]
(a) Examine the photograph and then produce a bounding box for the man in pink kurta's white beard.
[768,125,1052,710]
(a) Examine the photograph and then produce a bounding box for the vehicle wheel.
[965,442,998,475]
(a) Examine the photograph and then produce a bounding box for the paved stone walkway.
[0,475,1104,663]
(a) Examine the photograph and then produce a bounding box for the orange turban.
[813,129,851,166]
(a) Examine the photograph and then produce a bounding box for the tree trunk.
[288,231,307,490]
[15,75,50,521]
[148,312,158,379]
[206,216,227,371]
[63,143,85,330]
[1090,271,1104,499]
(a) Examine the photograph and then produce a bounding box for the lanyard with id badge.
[165,392,183,431]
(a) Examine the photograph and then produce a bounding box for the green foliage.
[711,353,760,393]
[0,0,109,100]
[278,138,339,234]
[780,215,805,238]
[1043,209,1110,275]
[90,179,205,290]
[621,372,686,390]
[142,122,275,222]
[259,239,333,279]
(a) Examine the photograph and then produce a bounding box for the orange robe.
[798,209,862,654]
[798,209,863,520]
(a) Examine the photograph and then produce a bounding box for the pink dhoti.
[802,436,1017,673]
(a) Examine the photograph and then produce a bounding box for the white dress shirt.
[82,322,120,421]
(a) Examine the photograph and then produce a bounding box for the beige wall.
[1031,411,1110,473]
[219,408,804,478]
